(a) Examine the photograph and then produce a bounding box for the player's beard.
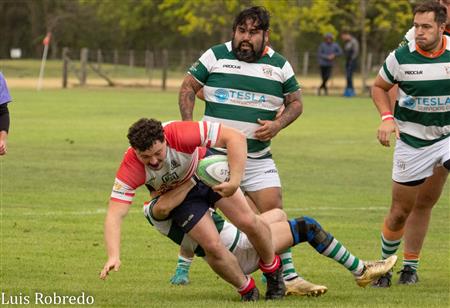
[232,36,265,63]
[416,33,441,52]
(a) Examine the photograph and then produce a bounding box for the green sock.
[280,248,298,280]
[321,238,364,276]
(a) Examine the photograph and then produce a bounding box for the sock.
[175,255,193,273]
[321,238,365,276]
[403,252,419,271]
[381,219,403,260]
[280,249,298,281]
[238,276,255,295]
[259,255,281,273]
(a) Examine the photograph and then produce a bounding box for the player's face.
[136,140,166,170]
[232,19,268,62]
[414,12,445,51]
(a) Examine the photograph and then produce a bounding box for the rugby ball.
[196,155,230,187]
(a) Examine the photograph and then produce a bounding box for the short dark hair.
[127,118,164,152]
[232,6,270,32]
[414,1,447,25]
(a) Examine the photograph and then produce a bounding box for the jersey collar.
[415,36,447,58]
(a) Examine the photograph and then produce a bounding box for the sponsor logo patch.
[214,88,229,103]
[223,64,241,69]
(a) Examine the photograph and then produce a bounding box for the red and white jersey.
[110,121,222,204]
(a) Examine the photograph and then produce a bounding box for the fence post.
[302,52,309,77]
[113,49,119,71]
[162,49,168,91]
[80,48,88,86]
[129,50,134,68]
[145,50,154,85]
[62,47,69,88]
[97,49,103,70]
[366,52,373,73]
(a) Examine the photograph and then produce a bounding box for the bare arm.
[371,75,399,147]
[254,89,303,141]
[212,126,247,197]
[100,200,132,279]
[178,74,203,121]
[150,179,196,220]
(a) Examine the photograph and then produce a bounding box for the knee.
[387,207,410,226]
[235,214,262,236]
[202,239,226,258]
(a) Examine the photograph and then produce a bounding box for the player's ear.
[264,30,270,45]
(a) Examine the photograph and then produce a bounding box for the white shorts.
[240,158,281,192]
[392,137,450,183]
[232,232,260,275]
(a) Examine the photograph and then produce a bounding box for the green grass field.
[1,88,448,307]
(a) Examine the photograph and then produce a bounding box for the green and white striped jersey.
[145,207,241,258]
[188,41,300,158]
[379,37,450,148]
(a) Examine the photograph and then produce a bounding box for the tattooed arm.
[254,90,303,141]
[178,74,203,121]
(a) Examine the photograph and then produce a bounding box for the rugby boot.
[285,276,327,297]
[263,265,286,300]
[169,268,189,285]
[398,265,419,285]
[355,255,397,287]
[371,270,393,288]
[241,287,259,302]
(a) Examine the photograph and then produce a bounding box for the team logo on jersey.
[262,66,273,77]
[214,88,229,103]
[170,159,180,169]
[445,66,450,75]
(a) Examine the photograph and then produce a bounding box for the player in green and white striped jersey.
[371,1,450,287]
[174,6,325,296]
[400,0,450,47]
[144,202,397,293]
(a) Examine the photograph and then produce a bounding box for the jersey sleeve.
[0,72,12,105]
[281,61,301,95]
[187,48,216,85]
[164,121,221,152]
[379,51,399,85]
[110,148,146,204]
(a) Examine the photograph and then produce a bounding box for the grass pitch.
[1,88,448,307]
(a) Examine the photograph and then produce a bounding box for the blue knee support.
[288,216,333,253]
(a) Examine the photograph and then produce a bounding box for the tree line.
[1,0,415,66]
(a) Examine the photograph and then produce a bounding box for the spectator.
[341,31,359,97]
[317,33,342,96]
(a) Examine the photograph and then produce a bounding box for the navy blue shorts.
[170,180,222,233]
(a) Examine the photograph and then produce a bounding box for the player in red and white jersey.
[100,118,286,301]
[110,120,221,203]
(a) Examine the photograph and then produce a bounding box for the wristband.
[381,112,394,122]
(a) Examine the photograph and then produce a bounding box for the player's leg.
[244,158,326,296]
[169,181,259,300]
[283,216,397,288]
[170,246,194,285]
[401,166,448,284]
[215,189,285,300]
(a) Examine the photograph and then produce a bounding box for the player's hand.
[254,119,282,141]
[0,139,7,155]
[377,120,399,147]
[212,181,239,198]
[100,257,121,280]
